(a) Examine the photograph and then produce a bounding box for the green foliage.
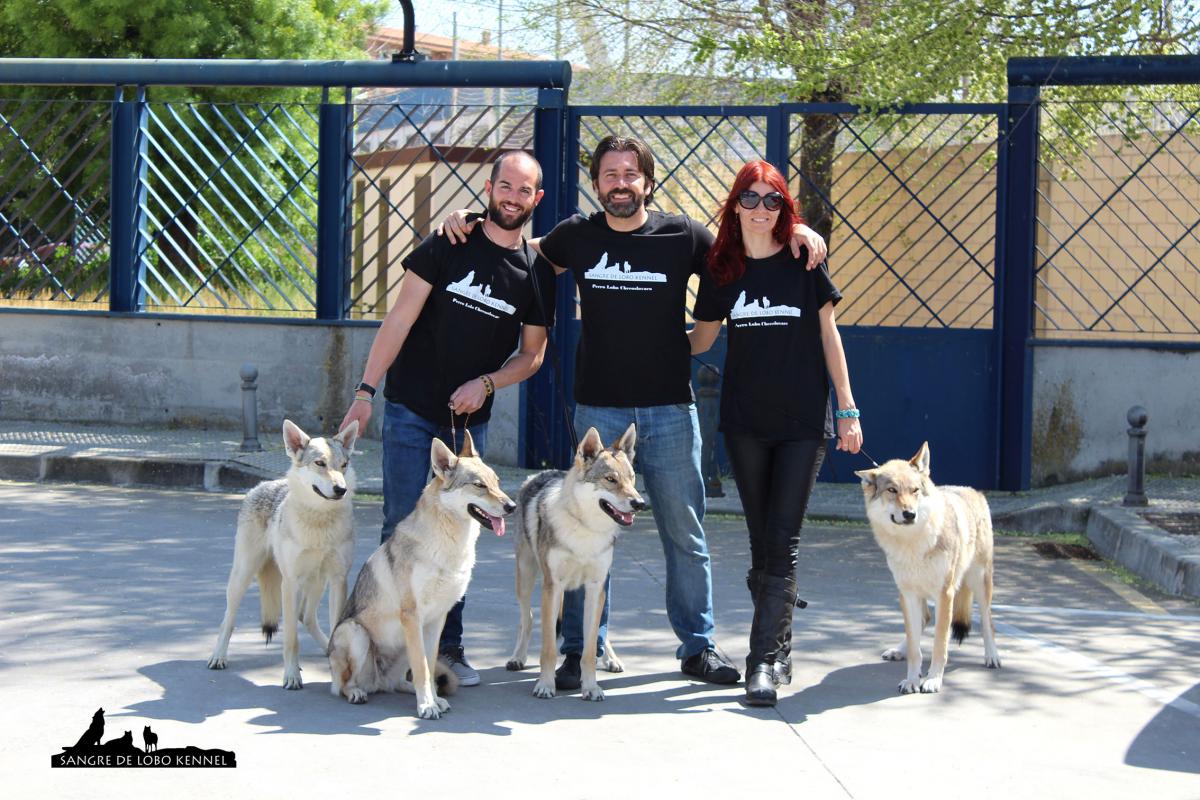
[0,1,387,312]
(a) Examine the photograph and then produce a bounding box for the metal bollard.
[1123,405,1148,507]
[696,363,724,498]
[240,364,263,453]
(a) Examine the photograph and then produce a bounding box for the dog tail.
[952,588,973,644]
[258,556,282,643]
[435,657,460,697]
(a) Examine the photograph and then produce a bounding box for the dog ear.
[854,468,878,494]
[334,419,359,453]
[910,441,930,476]
[430,438,458,479]
[459,429,479,458]
[612,423,637,458]
[282,420,309,459]
[576,427,604,463]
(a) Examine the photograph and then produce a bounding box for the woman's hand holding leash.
[836,415,863,454]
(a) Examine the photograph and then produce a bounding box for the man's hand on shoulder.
[789,223,827,270]
[436,209,481,244]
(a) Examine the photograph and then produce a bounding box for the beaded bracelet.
[480,374,495,396]
[834,407,860,419]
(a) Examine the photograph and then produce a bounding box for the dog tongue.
[488,513,505,537]
[615,508,634,526]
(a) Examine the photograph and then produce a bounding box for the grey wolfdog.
[505,424,645,701]
[856,441,1001,694]
[328,431,514,720]
[207,419,359,690]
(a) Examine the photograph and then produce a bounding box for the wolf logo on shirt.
[730,291,802,320]
[447,270,517,315]
[583,252,667,284]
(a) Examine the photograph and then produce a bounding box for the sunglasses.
[738,190,785,211]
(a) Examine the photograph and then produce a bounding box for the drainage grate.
[1141,512,1200,536]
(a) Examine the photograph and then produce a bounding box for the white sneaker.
[440,646,480,687]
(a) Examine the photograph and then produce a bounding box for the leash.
[448,406,471,453]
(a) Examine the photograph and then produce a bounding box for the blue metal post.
[525,87,569,467]
[316,94,350,320]
[109,86,147,312]
[996,85,1039,490]
[765,104,788,177]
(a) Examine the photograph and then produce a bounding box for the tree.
[0,1,387,310]
[515,0,1199,242]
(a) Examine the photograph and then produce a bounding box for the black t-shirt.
[693,248,842,440]
[539,211,713,407]
[385,226,556,425]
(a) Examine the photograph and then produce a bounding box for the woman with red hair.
[691,160,863,706]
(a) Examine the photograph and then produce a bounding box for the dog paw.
[599,653,624,673]
[435,696,451,713]
[897,678,920,694]
[505,658,526,671]
[532,679,556,699]
[581,684,605,702]
[919,675,943,693]
[416,702,442,720]
[346,688,368,704]
[984,654,1002,669]
[206,657,226,670]
[881,648,906,662]
[282,669,303,690]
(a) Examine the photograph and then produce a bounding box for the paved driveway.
[2,482,1197,798]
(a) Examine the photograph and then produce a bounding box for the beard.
[487,197,535,231]
[599,187,645,218]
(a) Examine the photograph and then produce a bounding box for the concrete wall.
[0,311,524,466]
[1031,344,1200,484]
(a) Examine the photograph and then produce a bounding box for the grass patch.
[995,529,1091,547]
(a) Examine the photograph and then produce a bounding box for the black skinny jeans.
[725,435,826,579]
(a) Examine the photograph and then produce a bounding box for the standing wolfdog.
[208,419,359,690]
[505,425,645,701]
[328,431,514,719]
[855,441,1002,694]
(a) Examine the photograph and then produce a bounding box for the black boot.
[745,663,776,706]
[744,572,798,707]
[774,626,792,686]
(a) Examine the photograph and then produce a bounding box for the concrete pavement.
[2,479,1199,798]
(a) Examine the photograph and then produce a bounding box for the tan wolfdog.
[328,431,514,719]
[208,419,359,690]
[855,442,1001,694]
[505,424,645,701]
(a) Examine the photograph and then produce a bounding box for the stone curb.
[1087,505,1200,598]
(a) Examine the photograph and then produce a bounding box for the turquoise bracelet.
[834,408,860,419]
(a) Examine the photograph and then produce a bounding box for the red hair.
[707,161,802,286]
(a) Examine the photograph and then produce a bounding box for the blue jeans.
[559,402,715,660]
[381,401,488,652]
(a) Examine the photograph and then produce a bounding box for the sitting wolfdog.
[208,419,358,689]
[506,425,645,701]
[329,431,514,719]
[856,441,1001,694]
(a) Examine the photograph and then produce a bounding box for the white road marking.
[997,620,1200,721]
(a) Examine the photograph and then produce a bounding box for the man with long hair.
[441,136,826,689]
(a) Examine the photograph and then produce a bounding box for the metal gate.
[552,103,1005,488]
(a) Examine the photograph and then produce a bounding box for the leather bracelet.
[480,374,495,396]
[355,381,377,398]
[352,395,372,404]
